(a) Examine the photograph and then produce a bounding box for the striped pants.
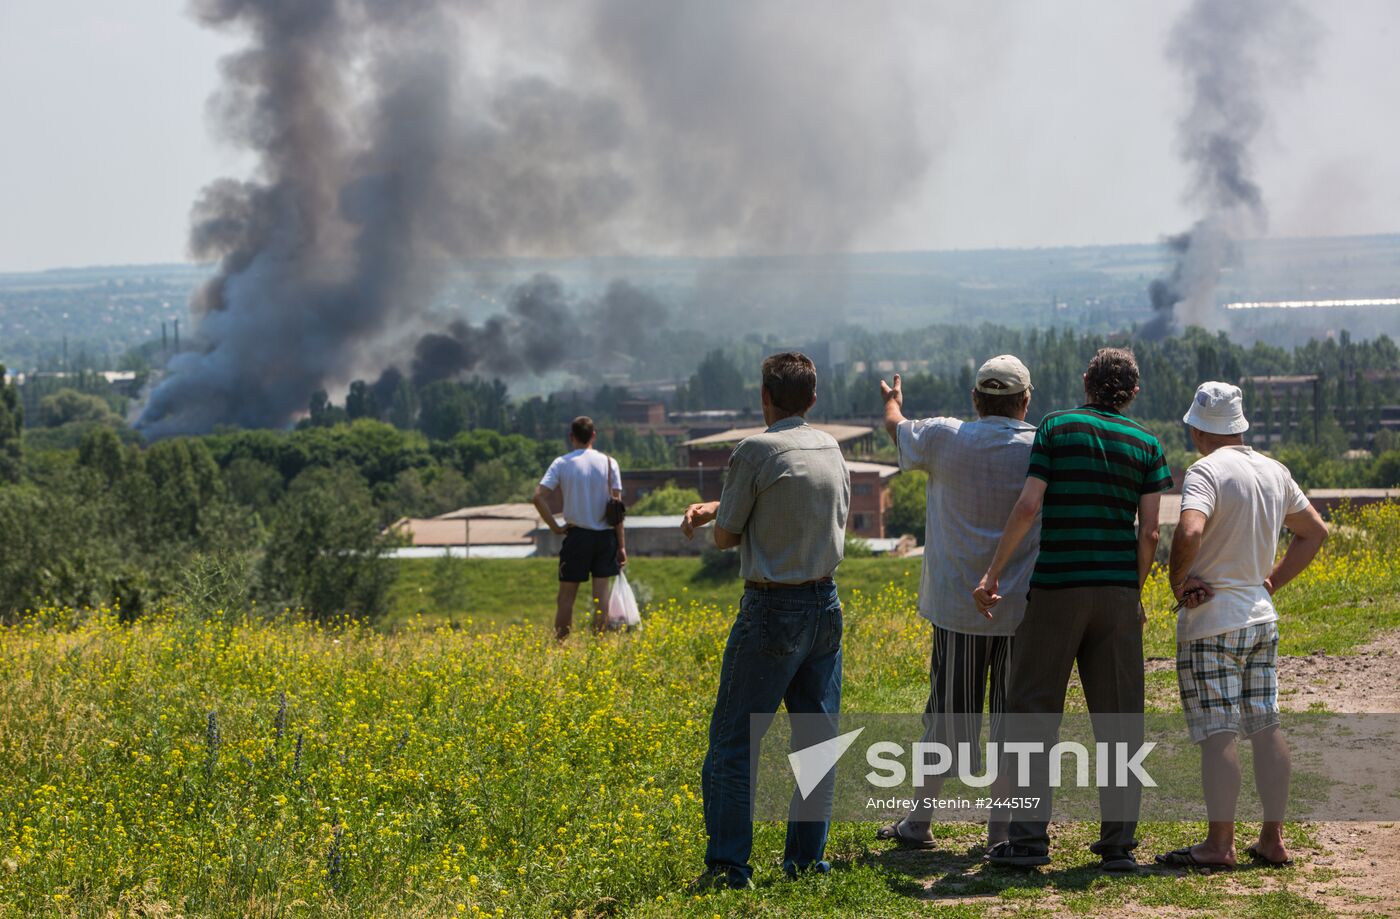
[918,626,1013,777]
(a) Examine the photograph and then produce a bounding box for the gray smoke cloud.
[400,273,665,386]
[1144,0,1319,339]
[138,0,955,435]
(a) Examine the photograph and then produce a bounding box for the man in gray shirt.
[875,355,1039,851]
[680,352,850,890]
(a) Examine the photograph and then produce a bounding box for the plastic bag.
[607,571,641,629]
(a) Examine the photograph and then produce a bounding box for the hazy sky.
[0,0,1396,272]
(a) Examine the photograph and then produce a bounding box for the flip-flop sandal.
[1244,844,1294,868]
[1154,847,1235,872]
[875,819,938,850]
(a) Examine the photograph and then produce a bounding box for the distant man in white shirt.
[532,416,626,639]
[1155,382,1327,872]
[875,355,1038,851]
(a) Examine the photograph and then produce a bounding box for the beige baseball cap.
[975,354,1033,394]
[1183,381,1250,435]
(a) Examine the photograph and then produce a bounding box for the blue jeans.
[701,582,843,884]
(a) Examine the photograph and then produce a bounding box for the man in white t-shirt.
[532,416,625,639]
[1155,382,1327,872]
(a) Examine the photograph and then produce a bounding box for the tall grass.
[1,503,1396,917]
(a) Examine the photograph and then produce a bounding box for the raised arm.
[1265,504,1328,596]
[880,373,905,443]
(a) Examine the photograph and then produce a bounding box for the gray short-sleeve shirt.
[715,416,850,584]
[897,414,1038,635]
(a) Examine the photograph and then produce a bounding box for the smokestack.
[173,319,180,353]
[161,322,168,356]
[1143,0,1318,340]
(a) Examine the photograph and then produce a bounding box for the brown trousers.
[1002,585,1145,856]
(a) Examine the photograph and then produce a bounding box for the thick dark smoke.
[399,273,663,387]
[139,0,958,435]
[1143,0,1318,340]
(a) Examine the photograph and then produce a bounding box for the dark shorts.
[558,527,620,582]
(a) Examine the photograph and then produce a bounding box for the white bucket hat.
[1183,381,1249,435]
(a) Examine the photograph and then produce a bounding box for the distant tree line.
[0,367,683,622]
[3,322,1397,619]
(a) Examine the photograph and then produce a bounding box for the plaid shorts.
[1176,621,1280,744]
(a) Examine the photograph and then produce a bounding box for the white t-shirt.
[1176,445,1311,642]
[539,448,622,532]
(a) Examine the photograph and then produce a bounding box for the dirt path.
[1006,631,1400,915]
[1276,627,1400,713]
[1256,628,1400,916]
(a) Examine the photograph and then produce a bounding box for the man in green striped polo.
[973,347,1171,873]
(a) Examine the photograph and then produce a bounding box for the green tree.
[261,465,398,621]
[417,382,473,441]
[305,390,347,428]
[686,350,748,409]
[388,377,420,429]
[143,438,225,543]
[0,472,122,618]
[76,427,128,485]
[464,457,532,506]
[885,470,927,542]
[223,456,285,514]
[631,482,702,515]
[38,388,115,428]
[345,380,379,420]
[376,466,471,524]
[0,365,21,484]
[1373,450,1400,488]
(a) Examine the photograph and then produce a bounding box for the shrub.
[261,465,399,621]
[630,481,702,516]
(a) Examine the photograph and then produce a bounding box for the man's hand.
[972,571,1001,619]
[1171,575,1214,609]
[681,501,720,539]
[880,373,903,408]
[1263,576,1275,596]
[616,545,628,569]
[880,373,906,443]
[548,518,568,536]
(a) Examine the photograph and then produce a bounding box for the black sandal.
[986,841,1051,867]
[1244,844,1293,868]
[1154,847,1235,871]
[875,818,937,850]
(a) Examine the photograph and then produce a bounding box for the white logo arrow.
[788,727,865,799]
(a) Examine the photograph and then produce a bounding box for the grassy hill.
[0,503,1396,917]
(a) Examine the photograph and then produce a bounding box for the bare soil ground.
[914,629,1400,916]
[1256,627,1400,916]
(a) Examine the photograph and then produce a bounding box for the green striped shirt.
[1027,405,1172,590]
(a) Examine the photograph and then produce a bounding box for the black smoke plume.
[139,1,961,435]
[1143,0,1318,340]
[399,273,662,387]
